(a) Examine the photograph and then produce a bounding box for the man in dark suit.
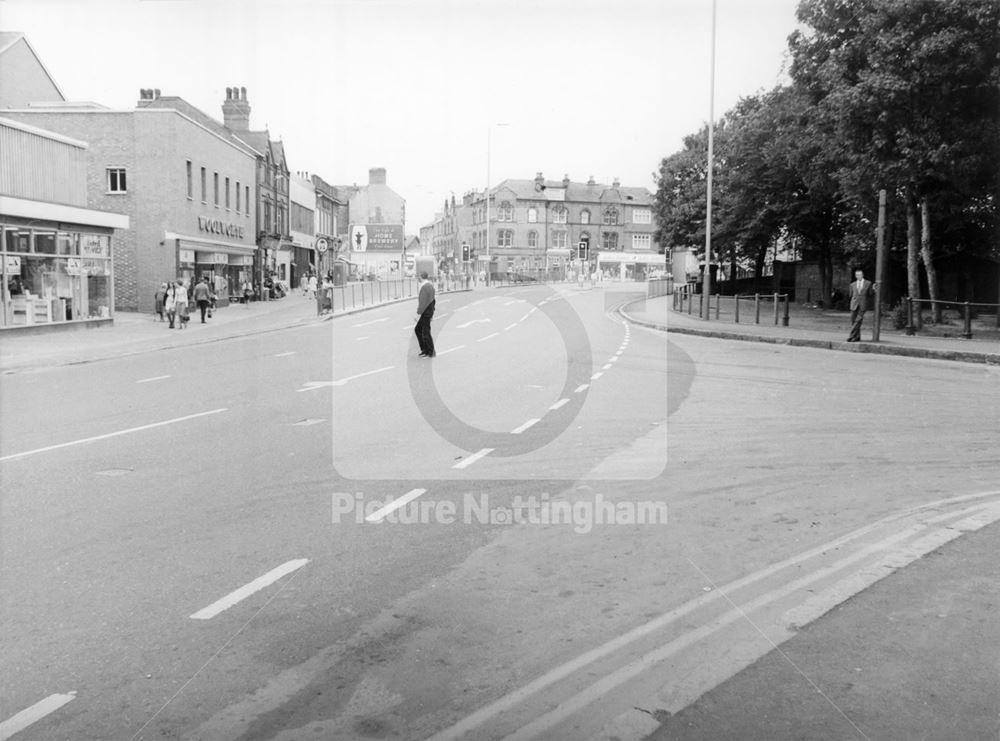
[847,269,877,342]
[414,272,436,357]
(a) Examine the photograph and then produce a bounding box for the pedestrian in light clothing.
[175,279,190,329]
[164,282,177,328]
[193,277,212,323]
[846,269,877,342]
[154,282,167,321]
[414,271,436,357]
[307,273,317,299]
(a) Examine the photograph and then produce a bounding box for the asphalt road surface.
[1,283,997,740]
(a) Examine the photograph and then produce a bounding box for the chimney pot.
[154,88,160,98]
[240,87,247,100]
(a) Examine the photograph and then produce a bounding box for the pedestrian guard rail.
[902,296,1000,339]
[315,278,469,315]
[672,283,791,326]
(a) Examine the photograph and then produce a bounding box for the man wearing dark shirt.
[414,272,436,357]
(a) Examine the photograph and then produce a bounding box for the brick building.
[4,94,259,311]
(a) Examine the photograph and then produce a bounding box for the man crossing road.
[414,271,436,357]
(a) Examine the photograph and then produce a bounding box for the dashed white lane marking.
[297,366,394,392]
[574,384,589,393]
[608,356,619,363]
[352,317,389,327]
[136,374,171,384]
[0,692,77,738]
[478,332,499,342]
[453,448,494,469]
[274,351,297,357]
[550,398,570,410]
[505,323,517,331]
[190,559,310,620]
[365,488,428,523]
[511,418,540,434]
[504,300,521,306]
[356,336,369,341]
[439,345,465,355]
[0,408,228,462]
[457,318,491,329]
[602,364,612,370]
[591,372,604,380]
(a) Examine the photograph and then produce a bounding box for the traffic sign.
[316,238,329,255]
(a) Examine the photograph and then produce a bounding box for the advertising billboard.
[349,224,404,252]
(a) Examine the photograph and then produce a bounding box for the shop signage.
[5,256,22,271]
[229,255,254,266]
[198,216,246,240]
[196,252,230,264]
[65,258,81,275]
[179,249,196,264]
[81,235,109,257]
[348,224,403,252]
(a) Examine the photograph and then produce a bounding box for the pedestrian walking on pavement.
[847,269,877,342]
[154,282,167,321]
[164,282,177,328]
[414,271,436,357]
[300,273,309,297]
[307,273,317,299]
[193,277,212,323]
[175,279,190,329]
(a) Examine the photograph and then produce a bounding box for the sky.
[2,0,802,233]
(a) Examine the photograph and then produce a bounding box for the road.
[1,283,997,740]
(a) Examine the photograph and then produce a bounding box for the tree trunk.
[919,196,941,323]
[905,190,921,303]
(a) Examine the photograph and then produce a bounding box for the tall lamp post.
[486,123,508,286]
[702,0,717,319]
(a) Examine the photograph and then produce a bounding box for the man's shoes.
[419,352,428,357]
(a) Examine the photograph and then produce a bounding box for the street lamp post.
[702,0,717,319]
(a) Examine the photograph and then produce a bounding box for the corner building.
[4,94,259,311]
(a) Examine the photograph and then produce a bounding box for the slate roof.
[492,178,652,205]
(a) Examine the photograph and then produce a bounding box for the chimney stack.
[562,174,570,188]
[587,175,596,186]
[369,167,387,185]
[222,86,251,131]
[612,177,620,188]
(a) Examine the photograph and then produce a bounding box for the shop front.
[597,251,667,281]
[1,211,126,329]
[167,233,256,308]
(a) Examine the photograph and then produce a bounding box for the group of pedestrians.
[153,277,216,329]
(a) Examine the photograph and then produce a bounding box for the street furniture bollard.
[734,294,740,323]
[715,292,720,320]
[688,289,693,315]
[782,294,790,326]
[963,302,973,339]
[905,297,916,335]
[774,293,780,325]
[754,294,761,324]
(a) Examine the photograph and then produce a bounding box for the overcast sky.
[2,0,801,232]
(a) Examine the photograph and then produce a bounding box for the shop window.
[106,168,127,193]
[57,233,78,255]
[34,232,57,254]
[5,227,30,252]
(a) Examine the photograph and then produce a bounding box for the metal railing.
[903,297,1000,339]
[672,284,791,326]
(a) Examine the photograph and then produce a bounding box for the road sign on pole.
[316,238,329,255]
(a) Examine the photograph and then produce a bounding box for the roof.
[492,178,653,205]
[0,32,66,101]
[137,95,261,156]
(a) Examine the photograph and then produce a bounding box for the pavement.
[0,287,454,374]
[623,294,1000,365]
[621,292,1000,740]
